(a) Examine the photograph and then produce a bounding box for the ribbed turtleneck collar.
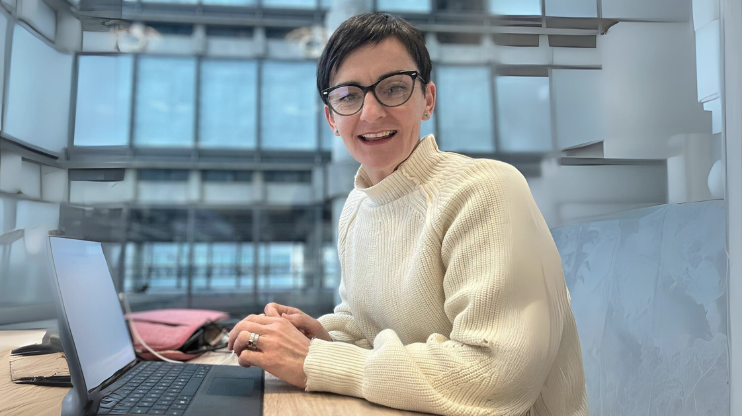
[354,134,443,206]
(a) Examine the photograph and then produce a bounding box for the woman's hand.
[264,302,333,342]
[228,315,311,389]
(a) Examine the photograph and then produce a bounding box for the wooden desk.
[0,331,431,416]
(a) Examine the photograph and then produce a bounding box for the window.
[436,66,495,152]
[141,0,197,3]
[420,112,435,139]
[436,0,485,12]
[545,0,597,18]
[147,22,194,36]
[69,169,126,182]
[134,57,196,147]
[6,25,73,154]
[320,110,334,151]
[202,170,253,182]
[262,0,315,8]
[0,13,7,131]
[436,33,482,45]
[378,0,432,13]
[548,35,597,48]
[138,169,190,181]
[260,61,318,151]
[496,76,552,152]
[199,60,258,149]
[264,171,312,183]
[258,243,304,290]
[205,26,254,38]
[74,55,133,146]
[202,0,255,5]
[492,34,540,47]
[489,0,541,15]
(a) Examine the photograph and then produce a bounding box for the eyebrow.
[332,69,408,88]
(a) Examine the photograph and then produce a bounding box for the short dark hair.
[316,12,432,103]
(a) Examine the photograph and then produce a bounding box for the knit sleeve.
[316,278,372,349]
[303,162,567,416]
[316,190,373,349]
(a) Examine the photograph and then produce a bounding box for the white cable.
[119,292,235,366]
[119,292,183,364]
[218,350,236,365]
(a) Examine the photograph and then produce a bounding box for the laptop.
[45,236,264,416]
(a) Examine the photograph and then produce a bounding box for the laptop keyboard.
[97,361,211,415]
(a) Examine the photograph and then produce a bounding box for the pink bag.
[125,309,229,361]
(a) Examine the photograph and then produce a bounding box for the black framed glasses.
[322,70,426,116]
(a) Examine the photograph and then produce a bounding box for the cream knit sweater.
[304,135,588,416]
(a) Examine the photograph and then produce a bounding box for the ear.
[423,81,436,120]
[324,105,339,135]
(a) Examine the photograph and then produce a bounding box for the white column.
[326,0,368,304]
[723,0,742,414]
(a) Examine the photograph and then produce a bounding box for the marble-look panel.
[551,201,728,416]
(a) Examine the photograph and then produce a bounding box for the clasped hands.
[227,303,332,389]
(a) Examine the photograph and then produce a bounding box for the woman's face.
[325,37,436,178]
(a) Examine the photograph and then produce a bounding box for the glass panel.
[0,14,7,131]
[192,243,210,290]
[148,243,182,291]
[125,242,189,294]
[199,60,258,149]
[75,55,133,146]
[489,0,542,15]
[134,56,196,147]
[551,68,605,150]
[601,0,688,20]
[258,243,304,290]
[420,112,435,139]
[262,0,315,8]
[238,243,255,289]
[436,66,494,152]
[209,243,240,290]
[141,0,197,3]
[260,61,318,151]
[545,0,597,17]
[378,0,431,13]
[322,243,339,289]
[2,201,60,308]
[496,76,552,152]
[321,109,334,151]
[202,0,256,4]
[6,26,73,154]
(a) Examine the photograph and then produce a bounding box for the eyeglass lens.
[327,74,415,115]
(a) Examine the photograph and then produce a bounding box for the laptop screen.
[49,237,136,390]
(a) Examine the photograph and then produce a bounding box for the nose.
[359,90,386,123]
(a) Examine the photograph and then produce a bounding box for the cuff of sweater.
[303,338,370,398]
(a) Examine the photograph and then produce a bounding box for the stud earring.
[335,129,339,134]
[424,112,429,118]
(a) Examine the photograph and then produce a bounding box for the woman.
[228,12,588,416]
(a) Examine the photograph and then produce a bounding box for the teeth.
[361,130,395,139]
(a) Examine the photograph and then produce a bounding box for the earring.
[335,129,339,134]
[424,112,429,118]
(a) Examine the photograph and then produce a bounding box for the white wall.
[5,25,73,154]
[69,169,136,204]
[723,1,742,414]
[599,22,712,159]
[265,184,313,205]
[203,183,258,204]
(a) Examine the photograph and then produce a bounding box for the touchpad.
[206,377,255,397]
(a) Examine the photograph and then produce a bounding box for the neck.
[364,140,423,186]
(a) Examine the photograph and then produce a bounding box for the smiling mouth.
[358,130,397,142]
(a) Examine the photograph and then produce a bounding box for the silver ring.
[247,332,260,350]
